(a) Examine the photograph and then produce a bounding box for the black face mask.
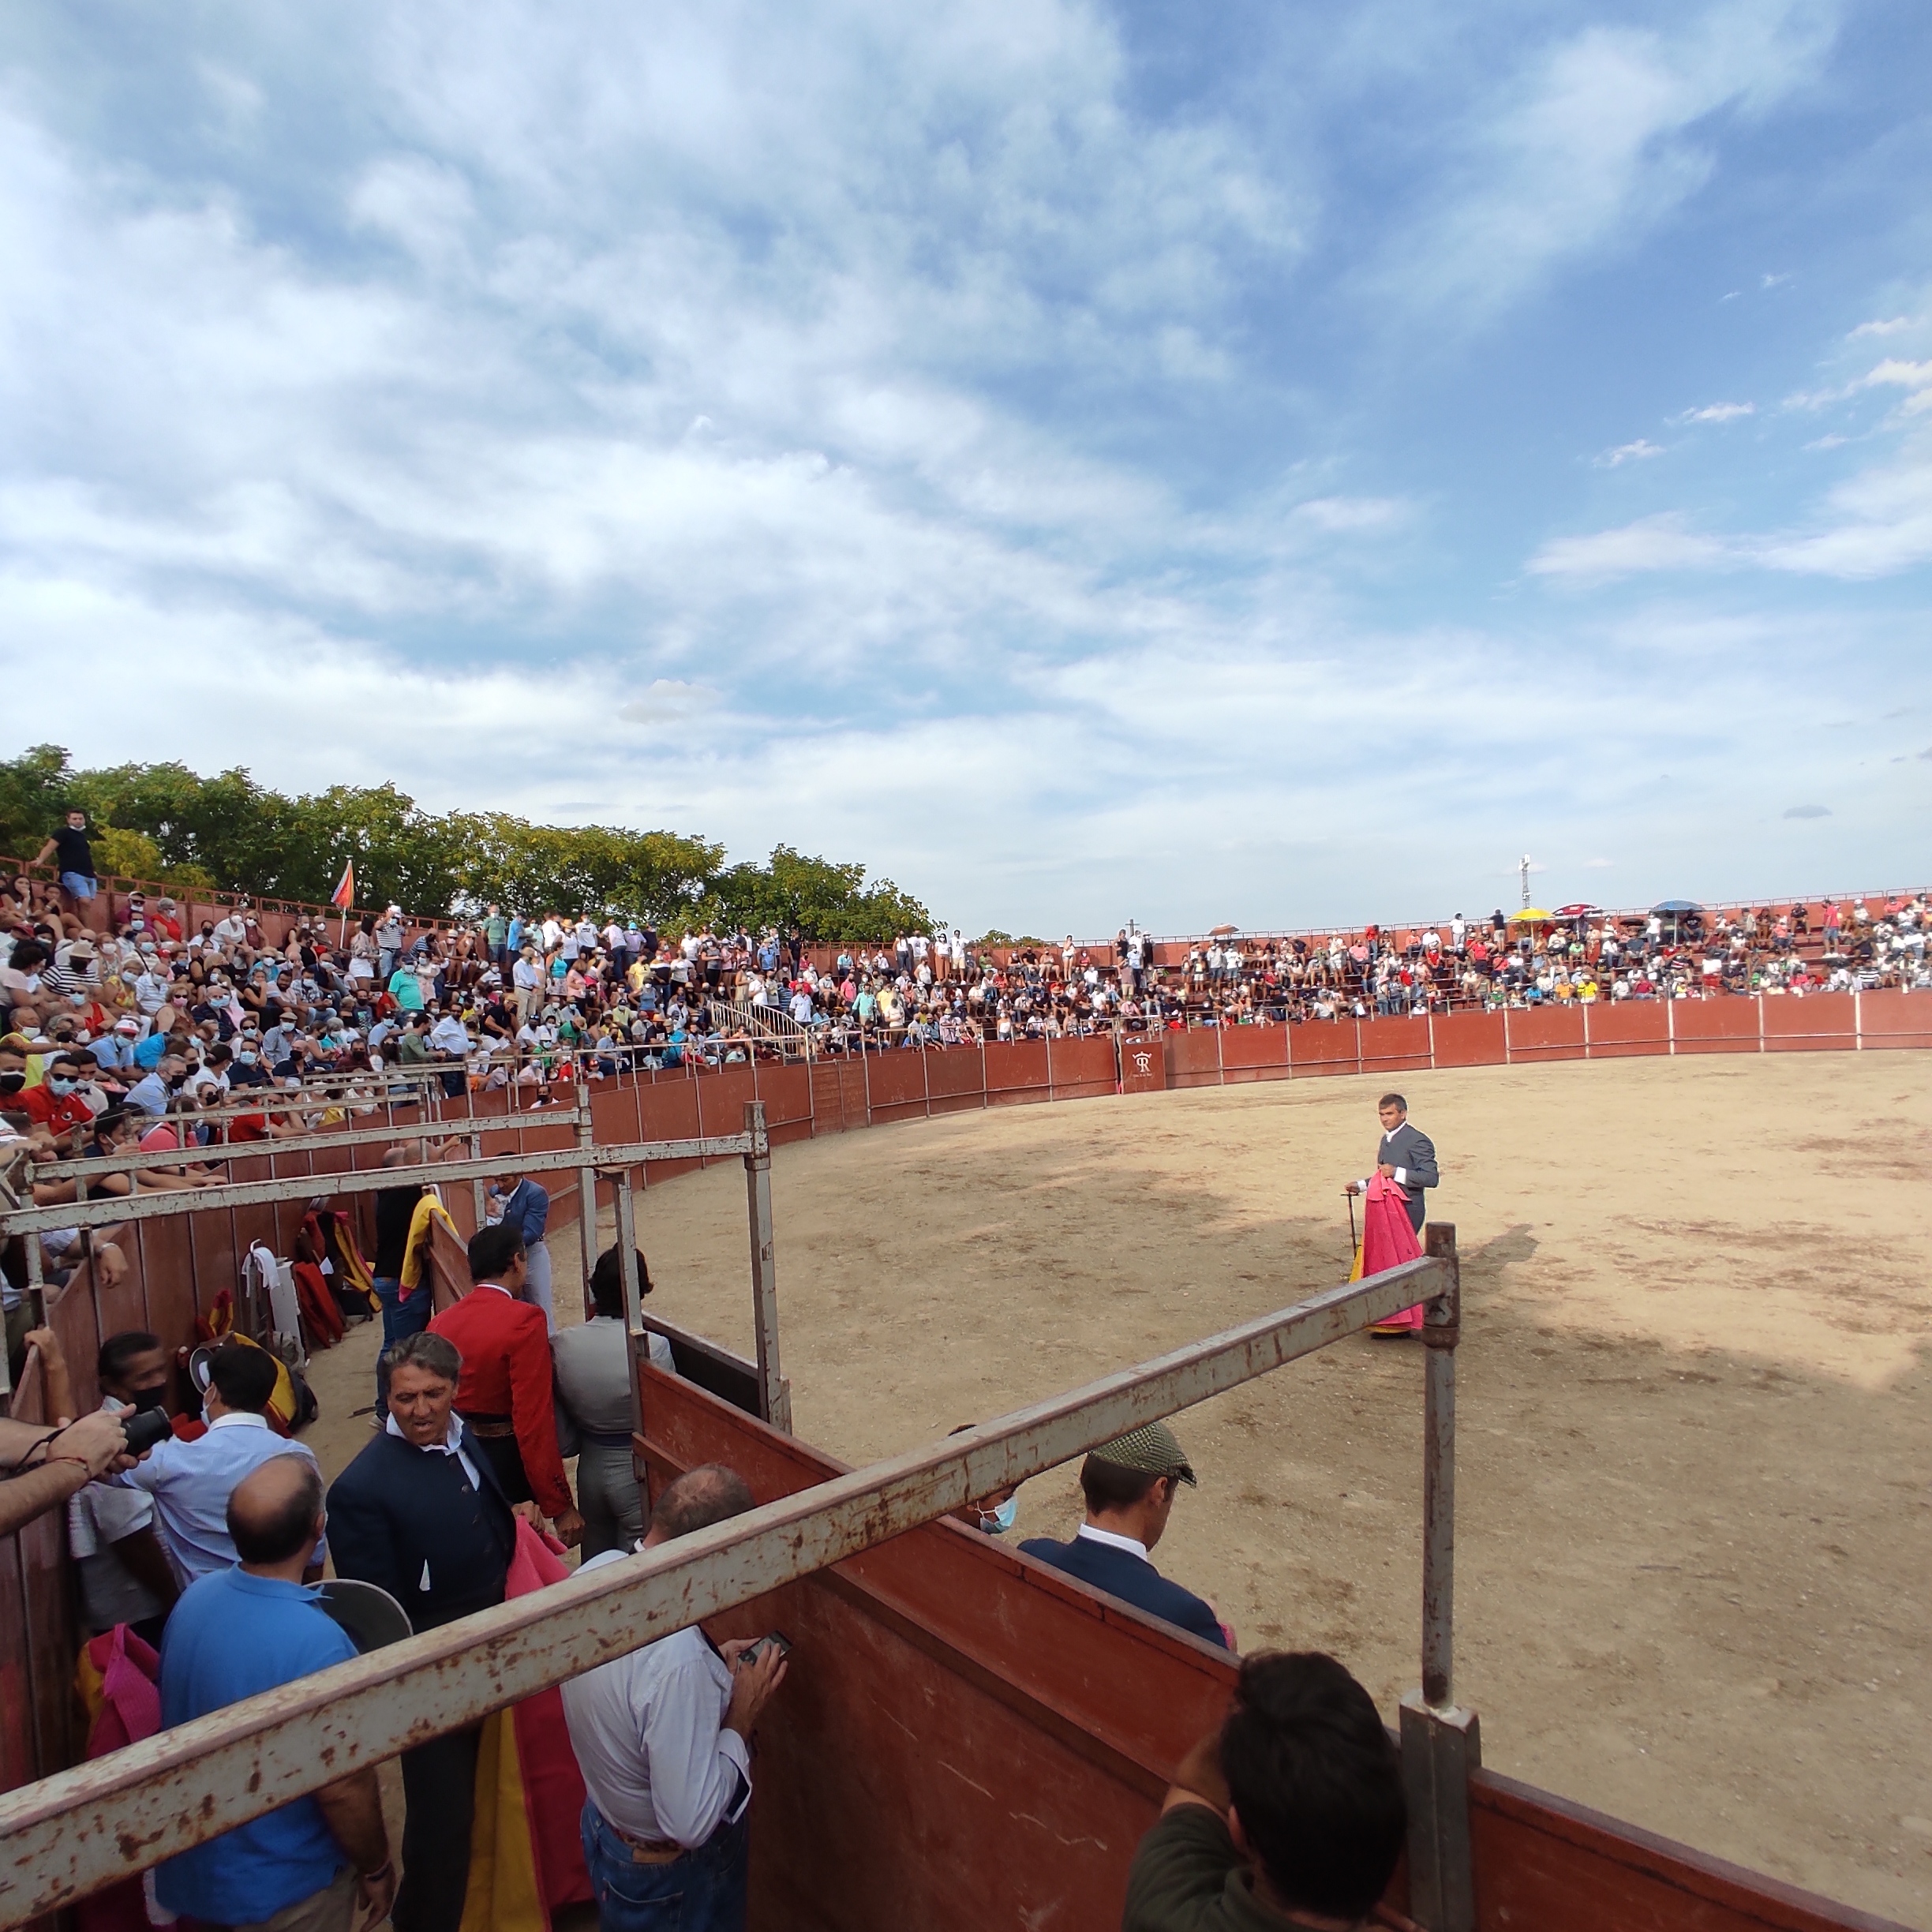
[126,1386,169,1413]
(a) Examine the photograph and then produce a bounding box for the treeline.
[0,747,935,943]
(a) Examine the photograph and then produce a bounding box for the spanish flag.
[331,860,355,910]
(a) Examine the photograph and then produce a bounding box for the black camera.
[122,1407,176,1455]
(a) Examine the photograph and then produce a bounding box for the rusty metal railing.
[0,1243,1455,1927]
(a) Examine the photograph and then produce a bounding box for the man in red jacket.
[429,1223,582,1546]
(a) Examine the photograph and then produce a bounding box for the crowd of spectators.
[5,820,1929,1167]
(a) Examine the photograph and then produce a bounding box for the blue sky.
[2,0,1928,934]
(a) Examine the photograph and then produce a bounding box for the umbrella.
[1651,900,1703,913]
[1209,923,1241,936]
[1555,903,1602,917]
[1511,908,1556,923]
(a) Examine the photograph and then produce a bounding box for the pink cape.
[1360,1171,1425,1333]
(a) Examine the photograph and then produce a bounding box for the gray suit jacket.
[1372,1121,1438,1231]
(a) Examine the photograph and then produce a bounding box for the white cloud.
[1373,1,1841,324]
[1849,316,1912,339]
[1597,438,1667,467]
[1675,402,1754,423]
[1291,496,1406,532]
[1528,515,1729,579]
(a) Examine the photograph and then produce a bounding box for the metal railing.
[0,1239,1458,1927]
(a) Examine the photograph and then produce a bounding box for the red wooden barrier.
[1505,1006,1587,1064]
[863,1051,929,1125]
[1759,992,1858,1054]
[1165,1029,1222,1090]
[1431,1011,1508,1069]
[1286,1019,1360,1077]
[1672,999,1761,1056]
[754,1061,817,1144]
[1217,1024,1291,1084]
[1856,988,1932,1050]
[1583,1001,1671,1058]
[923,1048,988,1117]
[1118,1035,1166,1095]
[984,1040,1051,1106]
[1357,1015,1432,1077]
[1048,1034,1118,1103]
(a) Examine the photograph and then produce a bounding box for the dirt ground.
[303,1053,1932,1929]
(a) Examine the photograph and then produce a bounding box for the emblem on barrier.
[1130,1050,1155,1076]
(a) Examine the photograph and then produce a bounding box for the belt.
[607,1819,687,1866]
[459,1411,516,1440]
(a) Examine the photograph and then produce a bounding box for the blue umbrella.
[1651,900,1703,913]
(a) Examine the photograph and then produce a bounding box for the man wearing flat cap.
[1020,1421,1228,1649]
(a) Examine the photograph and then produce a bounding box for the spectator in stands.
[155,1457,395,1932]
[66,1329,181,1646]
[553,1244,673,1559]
[33,808,97,919]
[561,1465,789,1932]
[1020,1423,1228,1649]
[1122,1650,1406,1932]
[328,1331,515,1932]
[429,1222,582,1545]
[110,1339,327,1587]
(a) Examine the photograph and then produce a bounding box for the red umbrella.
[1555,903,1602,916]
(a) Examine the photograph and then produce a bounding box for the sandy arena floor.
[304,1053,1932,1928]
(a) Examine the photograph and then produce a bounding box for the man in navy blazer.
[1347,1092,1439,1235]
[328,1330,517,1932]
[1020,1422,1227,1649]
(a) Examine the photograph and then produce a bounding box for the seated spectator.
[1020,1422,1228,1649]
[552,1244,673,1559]
[1122,1651,1406,1932]
[110,1339,328,1587]
[560,1465,789,1932]
[155,1457,395,1932]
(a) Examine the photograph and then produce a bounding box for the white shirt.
[1076,1523,1150,1563]
[429,1014,472,1055]
[560,1550,753,1848]
[384,1410,484,1491]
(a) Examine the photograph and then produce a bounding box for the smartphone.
[736,1632,792,1668]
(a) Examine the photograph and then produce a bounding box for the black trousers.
[395,1724,481,1932]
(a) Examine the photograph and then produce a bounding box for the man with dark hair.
[1123,1651,1406,1931]
[34,808,96,915]
[155,1458,395,1932]
[1019,1422,1226,1649]
[1345,1093,1439,1237]
[552,1245,672,1559]
[562,1464,788,1932]
[328,1329,517,1932]
[110,1338,324,1586]
[69,1331,180,1642]
[429,1223,581,1544]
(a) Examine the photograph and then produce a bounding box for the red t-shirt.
[22,1085,92,1136]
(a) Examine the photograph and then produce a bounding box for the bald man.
[155,1458,395,1932]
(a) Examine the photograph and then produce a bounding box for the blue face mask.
[980,1497,1018,1536]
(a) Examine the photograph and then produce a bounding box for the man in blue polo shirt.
[1020,1421,1230,1650]
[156,1457,394,1932]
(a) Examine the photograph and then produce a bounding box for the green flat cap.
[1087,1421,1196,1487]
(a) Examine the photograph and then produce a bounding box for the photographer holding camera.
[0,1326,144,1537]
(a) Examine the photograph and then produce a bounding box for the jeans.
[581,1803,749,1932]
[372,1276,431,1409]
[60,871,97,902]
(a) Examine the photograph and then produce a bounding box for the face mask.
[979,1497,1019,1536]
[128,1386,168,1413]
[47,1076,77,1095]
[236,1051,256,1065]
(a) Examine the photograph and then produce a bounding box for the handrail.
[0,1132,759,1236]
[0,1252,1452,1924]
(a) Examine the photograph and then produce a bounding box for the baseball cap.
[1086,1420,1196,1488]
